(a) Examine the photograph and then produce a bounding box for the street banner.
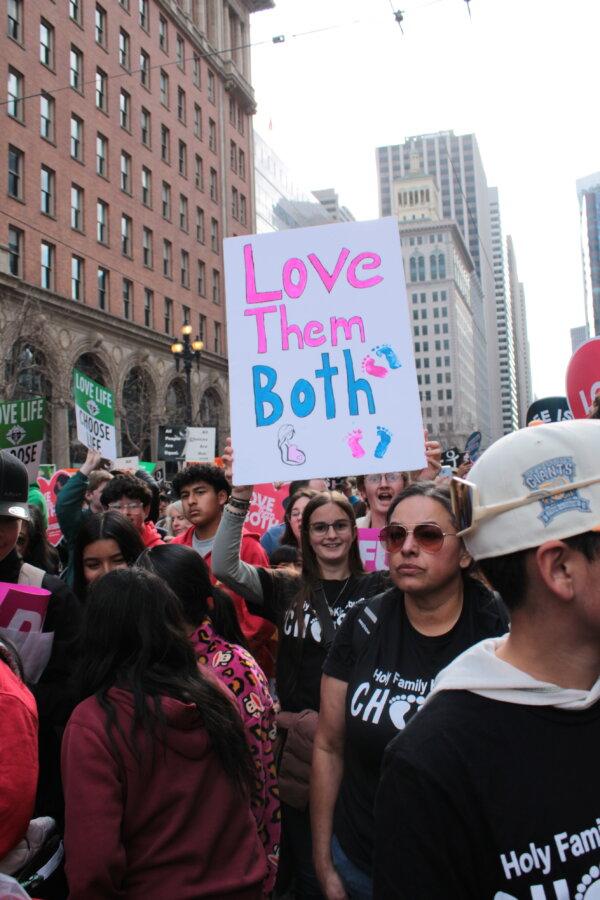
[464,430,482,461]
[566,336,600,419]
[184,427,216,463]
[442,448,464,469]
[526,397,573,426]
[38,468,76,547]
[247,483,288,537]
[113,456,139,471]
[357,528,389,573]
[73,369,116,458]
[158,426,187,460]
[224,217,425,484]
[0,396,46,480]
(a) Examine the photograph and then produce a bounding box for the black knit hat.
[0,449,30,520]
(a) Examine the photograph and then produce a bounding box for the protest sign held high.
[224,217,425,484]
[73,368,117,459]
[526,396,573,425]
[0,396,46,479]
[566,336,600,418]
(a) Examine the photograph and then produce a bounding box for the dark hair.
[73,511,146,600]
[172,464,230,499]
[269,544,301,568]
[100,475,152,509]
[135,544,246,647]
[77,568,254,795]
[288,479,310,498]
[280,488,318,547]
[479,531,600,611]
[386,481,455,525]
[18,504,60,574]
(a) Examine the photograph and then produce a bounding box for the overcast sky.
[249,0,600,400]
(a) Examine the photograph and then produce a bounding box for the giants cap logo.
[522,456,591,526]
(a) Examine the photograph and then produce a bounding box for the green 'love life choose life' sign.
[73,369,117,459]
[0,396,46,479]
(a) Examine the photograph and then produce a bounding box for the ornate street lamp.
[170,324,204,425]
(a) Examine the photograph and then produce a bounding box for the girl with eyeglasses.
[311,482,509,900]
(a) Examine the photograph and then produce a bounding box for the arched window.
[122,367,153,460]
[200,388,223,456]
[165,379,187,427]
[438,254,446,279]
[69,353,110,464]
[409,256,418,282]
[430,254,438,279]
[7,342,53,463]
[417,256,426,282]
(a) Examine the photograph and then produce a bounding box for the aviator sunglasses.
[379,523,458,554]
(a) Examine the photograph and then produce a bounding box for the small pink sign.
[357,528,389,573]
[0,582,51,632]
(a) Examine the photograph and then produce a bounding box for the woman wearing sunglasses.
[311,482,509,900]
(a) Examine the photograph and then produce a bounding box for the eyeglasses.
[365,472,404,485]
[450,473,600,536]
[309,520,353,536]
[379,523,458,554]
[108,501,143,512]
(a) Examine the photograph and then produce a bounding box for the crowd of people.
[1,416,600,900]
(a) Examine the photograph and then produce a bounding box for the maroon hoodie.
[62,687,267,899]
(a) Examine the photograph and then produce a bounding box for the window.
[96,69,108,110]
[139,0,148,30]
[119,0,129,10]
[40,94,54,141]
[209,168,218,202]
[7,0,22,42]
[122,279,133,320]
[141,107,151,146]
[161,181,171,219]
[208,119,217,152]
[96,134,108,176]
[214,319,222,352]
[40,20,54,67]
[69,0,81,24]
[97,200,108,243]
[178,140,187,176]
[239,149,245,180]
[180,250,189,287]
[160,70,169,106]
[70,115,83,160]
[97,267,108,309]
[140,50,150,87]
[198,313,206,342]
[240,194,246,226]
[40,166,55,215]
[7,226,23,277]
[230,140,237,172]
[210,217,219,252]
[8,146,23,198]
[418,256,426,281]
[438,254,446,278]
[196,207,205,243]
[176,34,185,70]
[121,214,132,256]
[119,29,130,69]
[229,97,236,125]
[231,187,239,220]
[141,166,152,206]
[40,241,54,290]
[195,155,204,190]
[193,54,201,87]
[70,47,83,92]
[71,185,84,231]
[207,70,215,103]
[142,227,153,267]
[160,124,170,162]
[120,152,131,193]
[143,288,153,327]
[7,68,23,120]
[197,260,205,295]
[177,87,186,123]
[159,15,168,51]
[164,297,173,334]
[71,256,84,301]
[237,106,244,135]
[212,270,220,305]
[162,239,172,277]
[194,104,202,139]
[430,254,438,279]
[95,5,106,46]
[120,90,130,130]
[179,194,188,231]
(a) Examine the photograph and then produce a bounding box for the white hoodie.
[427,636,600,711]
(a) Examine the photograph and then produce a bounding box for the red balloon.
[566,336,600,418]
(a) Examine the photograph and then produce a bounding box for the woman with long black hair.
[61,567,267,899]
[72,511,145,600]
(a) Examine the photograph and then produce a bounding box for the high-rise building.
[571,324,589,353]
[0,0,272,466]
[489,188,519,434]
[506,236,533,424]
[312,188,355,223]
[377,131,501,441]
[577,172,600,336]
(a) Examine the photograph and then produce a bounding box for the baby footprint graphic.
[388,694,426,730]
[576,864,600,900]
[374,426,392,459]
[373,344,402,369]
[346,429,366,458]
[362,355,388,378]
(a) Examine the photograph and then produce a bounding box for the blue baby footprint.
[374,426,392,459]
[373,344,402,369]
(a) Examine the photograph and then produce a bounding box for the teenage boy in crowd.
[171,464,275,673]
[55,448,113,584]
[374,419,600,900]
[100,474,164,548]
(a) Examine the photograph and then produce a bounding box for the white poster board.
[184,427,216,462]
[113,456,139,471]
[224,217,425,484]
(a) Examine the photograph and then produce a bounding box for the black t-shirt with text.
[374,690,600,899]
[249,568,388,713]
[323,578,508,873]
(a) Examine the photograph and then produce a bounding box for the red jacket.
[62,688,267,899]
[0,659,38,858]
[140,520,165,548]
[173,525,276,676]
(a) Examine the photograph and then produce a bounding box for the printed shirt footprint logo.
[388,694,426,730]
[87,399,99,416]
[6,424,26,446]
[576,863,600,900]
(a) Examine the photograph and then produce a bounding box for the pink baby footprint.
[362,355,388,378]
[346,429,366,458]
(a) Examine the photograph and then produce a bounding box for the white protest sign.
[73,369,117,459]
[184,427,216,462]
[113,456,139,470]
[224,217,425,484]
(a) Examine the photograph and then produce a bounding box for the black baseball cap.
[0,450,30,520]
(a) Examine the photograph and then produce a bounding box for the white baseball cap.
[453,419,600,560]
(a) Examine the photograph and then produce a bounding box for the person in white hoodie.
[373,418,600,900]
